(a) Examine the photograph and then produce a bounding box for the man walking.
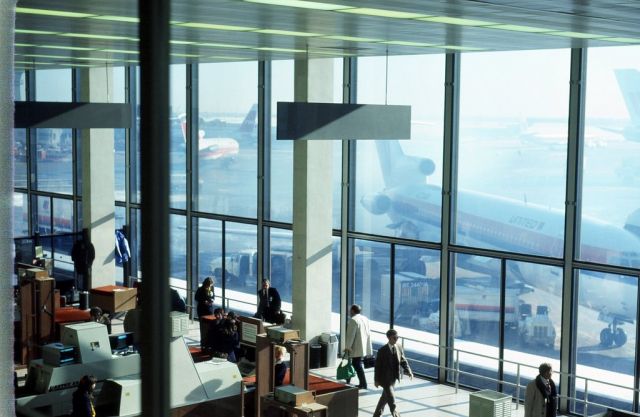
[373,329,413,417]
[344,304,372,389]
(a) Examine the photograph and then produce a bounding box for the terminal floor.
[20,317,536,417]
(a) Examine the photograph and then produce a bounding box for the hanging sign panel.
[276,102,411,140]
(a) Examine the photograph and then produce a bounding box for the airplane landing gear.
[599,321,627,348]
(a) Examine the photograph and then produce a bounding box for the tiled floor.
[311,366,528,417]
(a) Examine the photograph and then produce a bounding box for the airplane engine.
[361,193,391,215]
[419,158,436,176]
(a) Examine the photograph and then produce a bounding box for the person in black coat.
[71,375,97,417]
[255,279,282,323]
[373,329,413,417]
[195,277,215,318]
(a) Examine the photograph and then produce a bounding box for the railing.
[369,329,640,417]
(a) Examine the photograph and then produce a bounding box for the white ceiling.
[13,0,640,70]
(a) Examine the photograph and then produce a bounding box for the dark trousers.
[373,383,399,417]
[346,357,367,388]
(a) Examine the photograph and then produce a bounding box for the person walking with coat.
[525,363,557,417]
[344,304,372,389]
[373,329,413,417]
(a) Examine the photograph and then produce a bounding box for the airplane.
[360,139,640,348]
[178,104,257,163]
[517,68,640,147]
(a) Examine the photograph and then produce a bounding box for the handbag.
[363,355,376,369]
[336,357,356,380]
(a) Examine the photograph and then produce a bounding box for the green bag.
[336,357,356,380]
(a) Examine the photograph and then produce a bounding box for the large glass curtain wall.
[15,46,640,415]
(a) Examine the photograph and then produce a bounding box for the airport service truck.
[388,273,556,347]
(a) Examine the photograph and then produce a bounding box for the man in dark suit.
[373,329,413,417]
[255,279,282,323]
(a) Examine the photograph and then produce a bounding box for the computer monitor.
[109,332,134,354]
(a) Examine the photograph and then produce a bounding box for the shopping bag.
[363,355,376,369]
[336,357,356,380]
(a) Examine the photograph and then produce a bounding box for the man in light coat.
[525,362,557,417]
[343,304,372,389]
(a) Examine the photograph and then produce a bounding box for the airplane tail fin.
[615,69,640,127]
[180,121,187,143]
[239,103,257,133]
[375,141,435,188]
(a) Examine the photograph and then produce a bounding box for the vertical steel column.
[125,65,137,277]
[339,57,356,351]
[26,70,36,235]
[498,258,507,391]
[139,0,170,416]
[257,61,270,288]
[186,63,198,308]
[560,47,586,414]
[439,53,460,382]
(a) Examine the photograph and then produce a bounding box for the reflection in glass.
[170,65,186,209]
[355,55,445,241]
[393,245,440,378]
[114,129,126,201]
[268,228,293,306]
[456,50,570,258]
[581,46,640,269]
[13,193,28,237]
[351,239,389,325]
[574,270,637,414]
[197,62,257,217]
[53,198,73,234]
[269,60,294,223]
[451,253,500,390]
[15,70,25,101]
[211,222,257,316]
[36,128,73,194]
[503,261,561,400]
[115,206,126,283]
[14,129,27,189]
[197,218,222,310]
[170,214,186,284]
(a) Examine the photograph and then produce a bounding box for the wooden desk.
[261,394,328,417]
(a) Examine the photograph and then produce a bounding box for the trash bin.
[79,291,89,310]
[309,344,322,369]
[469,389,512,417]
[320,332,338,368]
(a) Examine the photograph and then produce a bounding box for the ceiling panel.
[13,0,640,70]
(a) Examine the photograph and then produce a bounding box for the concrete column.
[291,59,334,341]
[0,1,16,414]
[79,67,116,287]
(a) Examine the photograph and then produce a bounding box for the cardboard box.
[266,326,299,343]
[90,286,137,313]
[274,385,315,406]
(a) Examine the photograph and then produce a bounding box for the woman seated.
[210,318,239,362]
[274,345,287,387]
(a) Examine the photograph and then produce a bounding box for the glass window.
[14,129,27,189]
[393,245,440,378]
[456,50,570,257]
[351,239,390,331]
[170,214,187,287]
[35,128,73,194]
[114,129,126,201]
[13,193,28,237]
[355,55,445,241]
[170,65,186,209]
[15,70,26,101]
[35,195,51,234]
[503,261,562,400]
[573,270,637,414]
[115,206,126,283]
[197,217,222,310]
[268,227,293,307]
[222,222,257,316]
[197,62,257,217]
[451,253,500,390]
[53,198,74,234]
[112,66,126,103]
[581,46,640,269]
[35,68,72,102]
[269,60,294,223]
